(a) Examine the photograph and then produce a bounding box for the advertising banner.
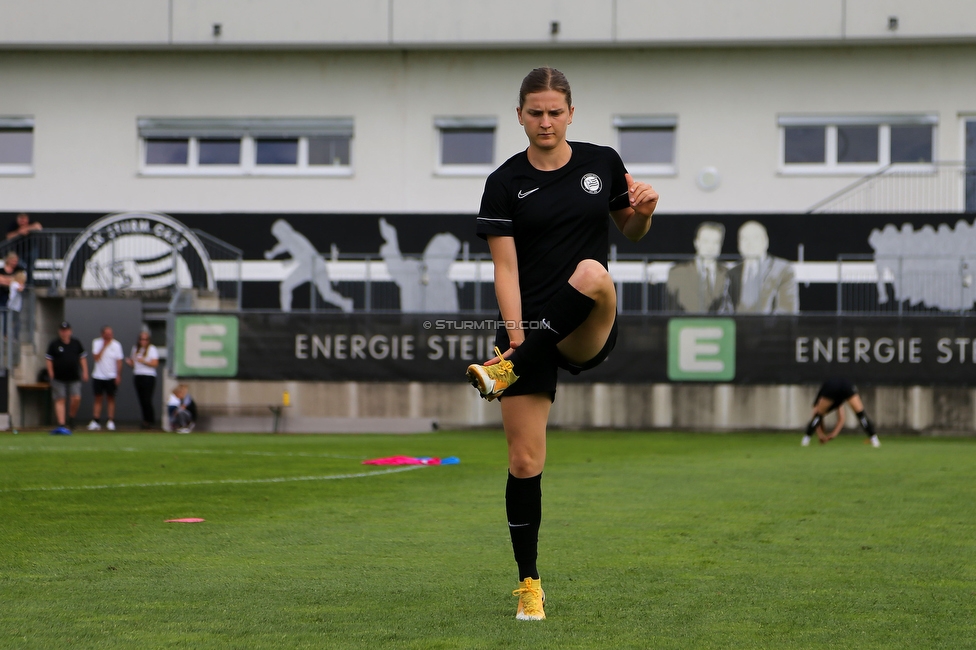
[173,313,976,386]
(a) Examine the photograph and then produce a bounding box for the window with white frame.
[435,117,496,175]
[779,115,936,173]
[138,118,353,176]
[614,116,677,174]
[0,117,34,175]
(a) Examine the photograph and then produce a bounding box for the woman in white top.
[6,269,26,340]
[125,330,159,429]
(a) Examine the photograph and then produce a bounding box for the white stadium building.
[2,0,976,432]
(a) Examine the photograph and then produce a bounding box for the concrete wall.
[176,378,976,435]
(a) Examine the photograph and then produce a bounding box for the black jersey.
[476,141,630,317]
[46,337,86,382]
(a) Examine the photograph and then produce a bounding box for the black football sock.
[805,414,822,436]
[855,410,875,436]
[506,471,542,582]
[509,283,595,374]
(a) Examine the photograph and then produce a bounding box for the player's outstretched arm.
[827,407,846,440]
[611,173,658,243]
[485,235,522,365]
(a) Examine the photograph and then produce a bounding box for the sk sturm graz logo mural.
[60,212,214,292]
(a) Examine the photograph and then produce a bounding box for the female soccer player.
[466,67,659,620]
[803,377,881,447]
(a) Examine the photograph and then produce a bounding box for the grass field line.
[0,465,427,493]
[1,445,367,460]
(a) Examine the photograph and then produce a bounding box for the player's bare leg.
[468,259,617,401]
[802,398,834,446]
[847,395,880,447]
[502,393,550,620]
[89,394,104,430]
[556,260,617,365]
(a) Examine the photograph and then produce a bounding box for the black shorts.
[815,378,857,410]
[494,320,618,401]
[93,378,118,397]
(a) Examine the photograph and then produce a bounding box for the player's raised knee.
[570,259,612,294]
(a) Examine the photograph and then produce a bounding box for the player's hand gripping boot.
[466,346,519,401]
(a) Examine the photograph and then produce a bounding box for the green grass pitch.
[2,430,975,649]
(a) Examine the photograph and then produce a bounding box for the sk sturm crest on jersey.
[59,212,214,292]
[580,173,602,194]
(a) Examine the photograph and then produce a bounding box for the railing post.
[961,257,967,315]
[236,255,243,311]
[364,255,371,313]
[897,257,903,316]
[310,254,317,313]
[49,232,57,290]
[474,255,481,312]
[641,256,649,314]
[836,257,842,315]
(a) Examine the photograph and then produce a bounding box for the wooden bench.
[16,382,51,430]
[195,403,290,433]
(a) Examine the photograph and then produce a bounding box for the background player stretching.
[803,377,880,447]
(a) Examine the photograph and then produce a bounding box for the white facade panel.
[391,0,614,45]
[1,45,976,214]
[170,0,391,45]
[615,0,845,44]
[0,0,169,45]
[4,1,976,48]
[846,0,976,40]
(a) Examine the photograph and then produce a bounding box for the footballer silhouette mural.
[263,218,462,313]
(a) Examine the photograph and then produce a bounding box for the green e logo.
[667,318,735,381]
[174,315,239,377]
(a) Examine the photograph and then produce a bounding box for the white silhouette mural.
[378,217,460,313]
[264,219,354,312]
[869,220,976,311]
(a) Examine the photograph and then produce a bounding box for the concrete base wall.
[175,379,976,435]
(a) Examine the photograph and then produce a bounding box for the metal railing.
[1,231,972,320]
[0,230,243,307]
[253,252,975,316]
[808,161,976,214]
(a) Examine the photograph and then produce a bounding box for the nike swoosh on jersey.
[517,188,540,199]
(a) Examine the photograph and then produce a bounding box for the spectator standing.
[6,213,42,281]
[0,252,25,307]
[126,330,160,429]
[7,269,27,340]
[167,384,197,433]
[6,212,43,242]
[45,321,88,435]
[87,326,124,431]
